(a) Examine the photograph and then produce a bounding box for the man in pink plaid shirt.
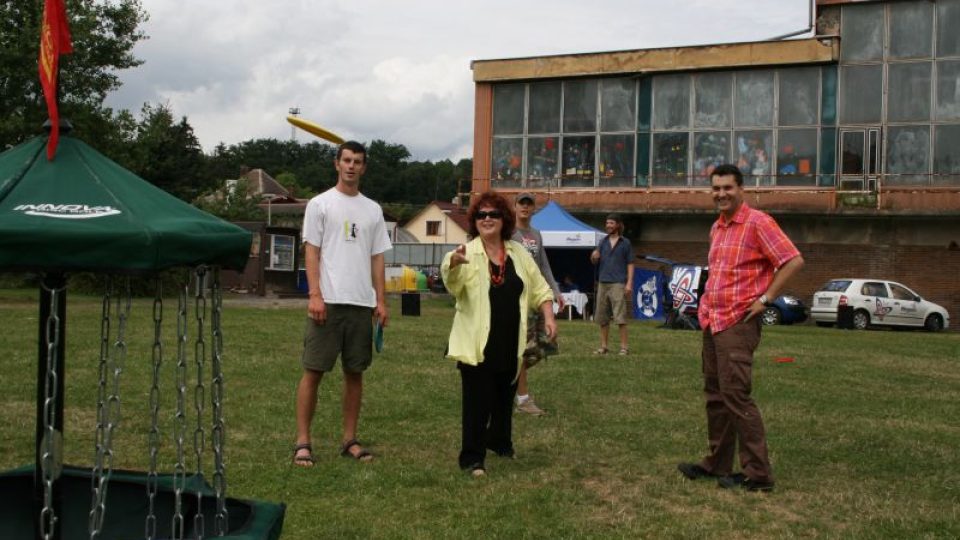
[678,164,804,493]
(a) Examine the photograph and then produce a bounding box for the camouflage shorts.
[523,312,559,368]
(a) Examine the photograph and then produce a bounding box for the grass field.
[1,289,958,539]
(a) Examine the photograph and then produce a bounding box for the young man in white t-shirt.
[293,141,391,466]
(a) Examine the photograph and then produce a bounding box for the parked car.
[811,278,950,331]
[761,295,808,326]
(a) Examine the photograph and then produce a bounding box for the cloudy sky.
[105,0,813,162]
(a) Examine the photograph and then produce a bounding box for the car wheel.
[852,310,870,330]
[924,313,944,332]
[815,321,834,328]
[761,306,781,326]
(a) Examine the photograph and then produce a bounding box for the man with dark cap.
[512,192,563,415]
[590,214,634,355]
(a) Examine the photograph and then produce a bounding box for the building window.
[887,126,930,185]
[694,72,732,128]
[889,1,933,59]
[267,234,295,271]
[561,136,596,187]
[599,134,635,186]
[934,124,960,185]
[653,75,690,130]
[643,65,830,187]
[426,221,441,236]
[735,71,774,127]
[936,60,960,120]
[840,65,883,124]
[491,138,523,186]
[776,129,818,186]
[840,3,884,62]
[527,137,559,186]
[734,130,773,186]
[652,132,688,186]
[778,67,819,126]
[836,0,960,188]
[888,62,932,122]
[529,82,562,134]
[601,78,637,132]
[693,132,730,184]
[938,0,960,57]
[563,80,598,133]
[492,85,524,135]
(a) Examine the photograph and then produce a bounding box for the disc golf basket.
[0,135,285,539]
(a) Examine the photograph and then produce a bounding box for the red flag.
[38,0,73,160]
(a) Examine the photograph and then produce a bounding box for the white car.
[811,279,950,332]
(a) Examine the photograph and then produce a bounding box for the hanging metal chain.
[145,278,164,540]
[88,277,112,537]
[90,277,131,538]
[210,269,229,535]
[39,277,65,540]
[172,273,189,540]
[193,266,208,538]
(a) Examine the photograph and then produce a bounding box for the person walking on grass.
[677,163,804,492]
[293,141,391,467]
[590,214,634,355]
[442,191,557,477]
[512,192,563,417]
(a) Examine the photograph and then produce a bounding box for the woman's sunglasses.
[475,210,504,220]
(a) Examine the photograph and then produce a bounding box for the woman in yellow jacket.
[442,191,557,477]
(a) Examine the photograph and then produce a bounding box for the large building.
[469,0,960,322]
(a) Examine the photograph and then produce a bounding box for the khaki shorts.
[596,282,628,326]
[301,304,373,373]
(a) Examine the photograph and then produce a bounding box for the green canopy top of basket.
[0,135,251,272]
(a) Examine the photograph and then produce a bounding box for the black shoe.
[464,462,486,477]
[718,473,775,492]
[742,478,775,492]
[677,462,718,480]
[717,473,746,489]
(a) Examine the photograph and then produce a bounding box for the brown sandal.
[340,439,373,462]
[292,443,315,467]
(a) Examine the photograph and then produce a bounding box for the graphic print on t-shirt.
[519,234,539,258]
[342,220,358,242]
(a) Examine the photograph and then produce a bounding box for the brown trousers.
[700,318,774,482]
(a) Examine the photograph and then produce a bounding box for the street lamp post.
[288,107,300,141]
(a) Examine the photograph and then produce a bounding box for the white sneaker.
[516,398,546,416]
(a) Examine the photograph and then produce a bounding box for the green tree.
[362,139,411,203]
[0,0,147,150]
[132,103,209,200]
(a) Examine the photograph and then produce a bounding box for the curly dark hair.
[467,191,515,240]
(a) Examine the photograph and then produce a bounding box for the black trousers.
[458,363,517,469]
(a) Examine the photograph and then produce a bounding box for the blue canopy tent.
[531,201,603,298]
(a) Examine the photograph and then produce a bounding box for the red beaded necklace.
[488,246,506,286]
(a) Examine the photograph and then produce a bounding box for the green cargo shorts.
[301,304,374,373]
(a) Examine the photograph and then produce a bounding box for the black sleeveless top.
[481,256,523,373]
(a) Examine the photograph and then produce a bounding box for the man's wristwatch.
[759,294,770,306]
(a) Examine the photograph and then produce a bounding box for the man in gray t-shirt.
[512,193,562,416]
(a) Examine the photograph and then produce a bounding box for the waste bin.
[836,305,854,329]
[401,293,421,316]
[297,269,309,293]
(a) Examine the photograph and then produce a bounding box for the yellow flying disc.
[286,115,345,145]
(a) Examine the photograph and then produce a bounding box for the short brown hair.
[468,191,515,240]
